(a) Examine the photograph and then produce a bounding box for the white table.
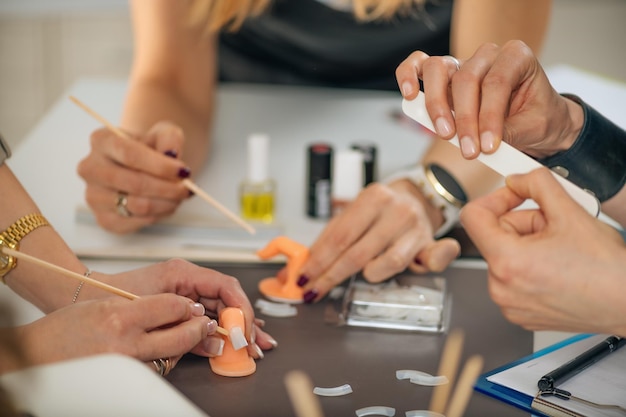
[2,67,625,414]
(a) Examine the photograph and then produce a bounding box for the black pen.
[538,335,626,391]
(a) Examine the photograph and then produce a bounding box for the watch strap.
[0,213,50,283]
[383,165,465,238]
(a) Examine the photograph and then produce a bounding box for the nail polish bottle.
[240,133,275,223]
[331,149,364,216]
[306,143,333,219]
[350,142,378,186]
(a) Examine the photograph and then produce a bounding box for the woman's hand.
[77,121,193,234]
[13,293,214,374]
[81,259,277,360]
[461,168,626,336]
[395,40,584,160]
[297,181,461,302]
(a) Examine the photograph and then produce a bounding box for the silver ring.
[443,55,461,71]
[116,191,132,217]
[152,358,171,376]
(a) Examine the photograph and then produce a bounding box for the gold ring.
[116,192,132,217]
[152,358,172,376]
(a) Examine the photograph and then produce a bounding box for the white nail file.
[401,94,600,217]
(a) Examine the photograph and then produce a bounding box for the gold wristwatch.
[0,214,50,283]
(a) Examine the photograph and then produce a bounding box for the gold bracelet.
[0,213,50,284]
[72,269,91,304]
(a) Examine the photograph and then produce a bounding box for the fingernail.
[401,81,414,97]
[297,274,309,287]
[191,302,205,317]
[459,136,477,158]
[413,257,423,265]
[303,289,318,304]
[254,343,264,360]
[205,337,225,357]
[206,319,218,335]
[435,117,453,137]
[164,150,178,158]
[267,337,278,348]
[480,131,495,153]
[178,167,191,179]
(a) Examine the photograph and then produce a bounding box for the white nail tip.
[405,411,445,417]
[312,384,353,397]
[395,370,448,386]
[229,326,248,350]
[355,406,396,416]
[255,299,298,317]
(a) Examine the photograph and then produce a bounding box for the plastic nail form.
[312,384,353,397]
[255,299,298,318]
[405,411,445,417]
[355,406,396,416]
[396,370,449,386]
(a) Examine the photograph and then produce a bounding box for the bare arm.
[123,0,218,173]
[1,164,89,312]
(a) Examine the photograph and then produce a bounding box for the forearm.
[124,0,218,173]
[450,0,551,58]
[1,165,87,312]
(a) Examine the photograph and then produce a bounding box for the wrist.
[383,164,467,237]
[388,178,445,233]
[538,95,626,202]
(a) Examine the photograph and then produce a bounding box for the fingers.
[395,41,551,160]
[396,52,460,140]
[127,294,215,360]
[446,43,501,158]
[301,184,393,284]
[411,238,461,274]
[77,124,194,232]
[300,183,427,300]
[504,168,588,223]
[78,129,192,197]
[396,50,430,99]
[459,185,525,257]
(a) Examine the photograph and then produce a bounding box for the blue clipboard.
[474,333,593,416]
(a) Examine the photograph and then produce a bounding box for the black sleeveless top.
[218,0,454,91]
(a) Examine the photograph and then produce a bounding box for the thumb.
[505,167,589,223]
[143,121,186,157]
[410,238,461,273]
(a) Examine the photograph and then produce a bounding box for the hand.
[460,167,626,336]
[77,121,193,234]
[395,40,584,160]
[15,293,214,373]
[297,181,461,302]
[82,259,277,360]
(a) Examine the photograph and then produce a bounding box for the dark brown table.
[166,261,531,417]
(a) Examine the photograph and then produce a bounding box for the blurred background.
[1,0,625,149]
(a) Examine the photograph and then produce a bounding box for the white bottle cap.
[247,133,269,183]
[332,149,364,201]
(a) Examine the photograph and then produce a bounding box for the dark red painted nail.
[303,289,318,304]
[297,274,309,287]
[178,167,191,178]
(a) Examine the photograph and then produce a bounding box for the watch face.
[0,240,16,277]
